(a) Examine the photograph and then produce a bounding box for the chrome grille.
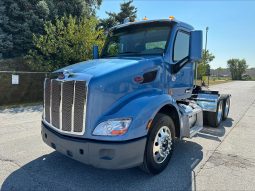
[44,79,87,135]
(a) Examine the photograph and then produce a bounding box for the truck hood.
[55,57,155,77]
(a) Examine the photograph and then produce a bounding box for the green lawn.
[196,77,232,86]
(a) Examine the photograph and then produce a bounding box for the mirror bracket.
[171,56,190,74]
[93,45,99,59]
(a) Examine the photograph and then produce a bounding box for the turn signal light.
[111,128,128,135]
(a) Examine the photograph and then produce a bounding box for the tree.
[0,0,50,58]
[0,2,12,58]
[27,15,105,72]
[227,58,248,80]
[46,0,102,19]
[116,0,137,23]
[0,29,13,59]
[0,0,102,58]
[100,0,137,30]
[197,49,215,80]
[216,67,223,78]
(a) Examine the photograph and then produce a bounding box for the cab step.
[190,125,203,138]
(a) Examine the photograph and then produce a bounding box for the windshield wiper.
[119,51,141,54]
[101,51,141,58]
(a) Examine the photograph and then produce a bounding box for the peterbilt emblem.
[58,73,65,79]
[58,70,73,79]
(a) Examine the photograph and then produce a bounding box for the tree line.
[197,52,248,81]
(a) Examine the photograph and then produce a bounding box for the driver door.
[168,30,194,100]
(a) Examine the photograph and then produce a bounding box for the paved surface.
[0,81,255,191]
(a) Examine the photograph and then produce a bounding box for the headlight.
[93,118,132,136]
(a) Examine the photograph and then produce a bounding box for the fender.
[92,92,182,141]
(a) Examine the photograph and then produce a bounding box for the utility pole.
[204,27,209,87]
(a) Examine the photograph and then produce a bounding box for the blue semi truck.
[41,17,231,174]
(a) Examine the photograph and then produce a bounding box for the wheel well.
[158,105,180,138]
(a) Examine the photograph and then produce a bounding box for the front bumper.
[41,122,147,169]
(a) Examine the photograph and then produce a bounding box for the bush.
[27,15,105,72]
[242,74,252,81]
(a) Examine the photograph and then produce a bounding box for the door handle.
[185,88,192,93]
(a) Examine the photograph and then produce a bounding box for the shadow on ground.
[197,118,233,142]
[1,140,202,191]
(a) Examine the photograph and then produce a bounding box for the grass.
[196,77,232,86]
[208,79,232,86]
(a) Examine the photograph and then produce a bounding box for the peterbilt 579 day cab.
[41,17,231,174]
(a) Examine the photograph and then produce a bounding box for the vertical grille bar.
[50,80,52,124]
[51,80,61,129]
[62,81,74,131]
[44,79,51,123]
[59,83,63,130]
[71,81,76,132]
[73,81,86,133]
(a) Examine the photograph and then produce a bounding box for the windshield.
[101,24,171,58]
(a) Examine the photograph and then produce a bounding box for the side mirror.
[93,45,99,59]
[190,30,203,62]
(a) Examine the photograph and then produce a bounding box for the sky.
[97,0,255,69]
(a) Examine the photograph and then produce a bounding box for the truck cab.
[41,18,231,174]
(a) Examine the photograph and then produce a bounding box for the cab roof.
[110,19,194,31]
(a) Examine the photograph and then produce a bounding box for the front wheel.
[141,113,175,175]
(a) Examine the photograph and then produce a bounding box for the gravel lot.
[1,81,255,191]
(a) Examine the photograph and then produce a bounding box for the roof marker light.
[143,16,148,21]
[169,16,175,20]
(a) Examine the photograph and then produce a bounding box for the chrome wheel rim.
[224,99,230,117]
[217,101,223,123]
[153,126,172,164]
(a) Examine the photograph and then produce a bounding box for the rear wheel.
[141,113,175,175]
[222,97,230,120]
[207,99,224,127]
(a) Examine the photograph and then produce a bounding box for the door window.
[173,31,190,62]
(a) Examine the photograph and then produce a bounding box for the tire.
[222,97,230,121]
[141,113,175,175]
[207,99,224,127]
